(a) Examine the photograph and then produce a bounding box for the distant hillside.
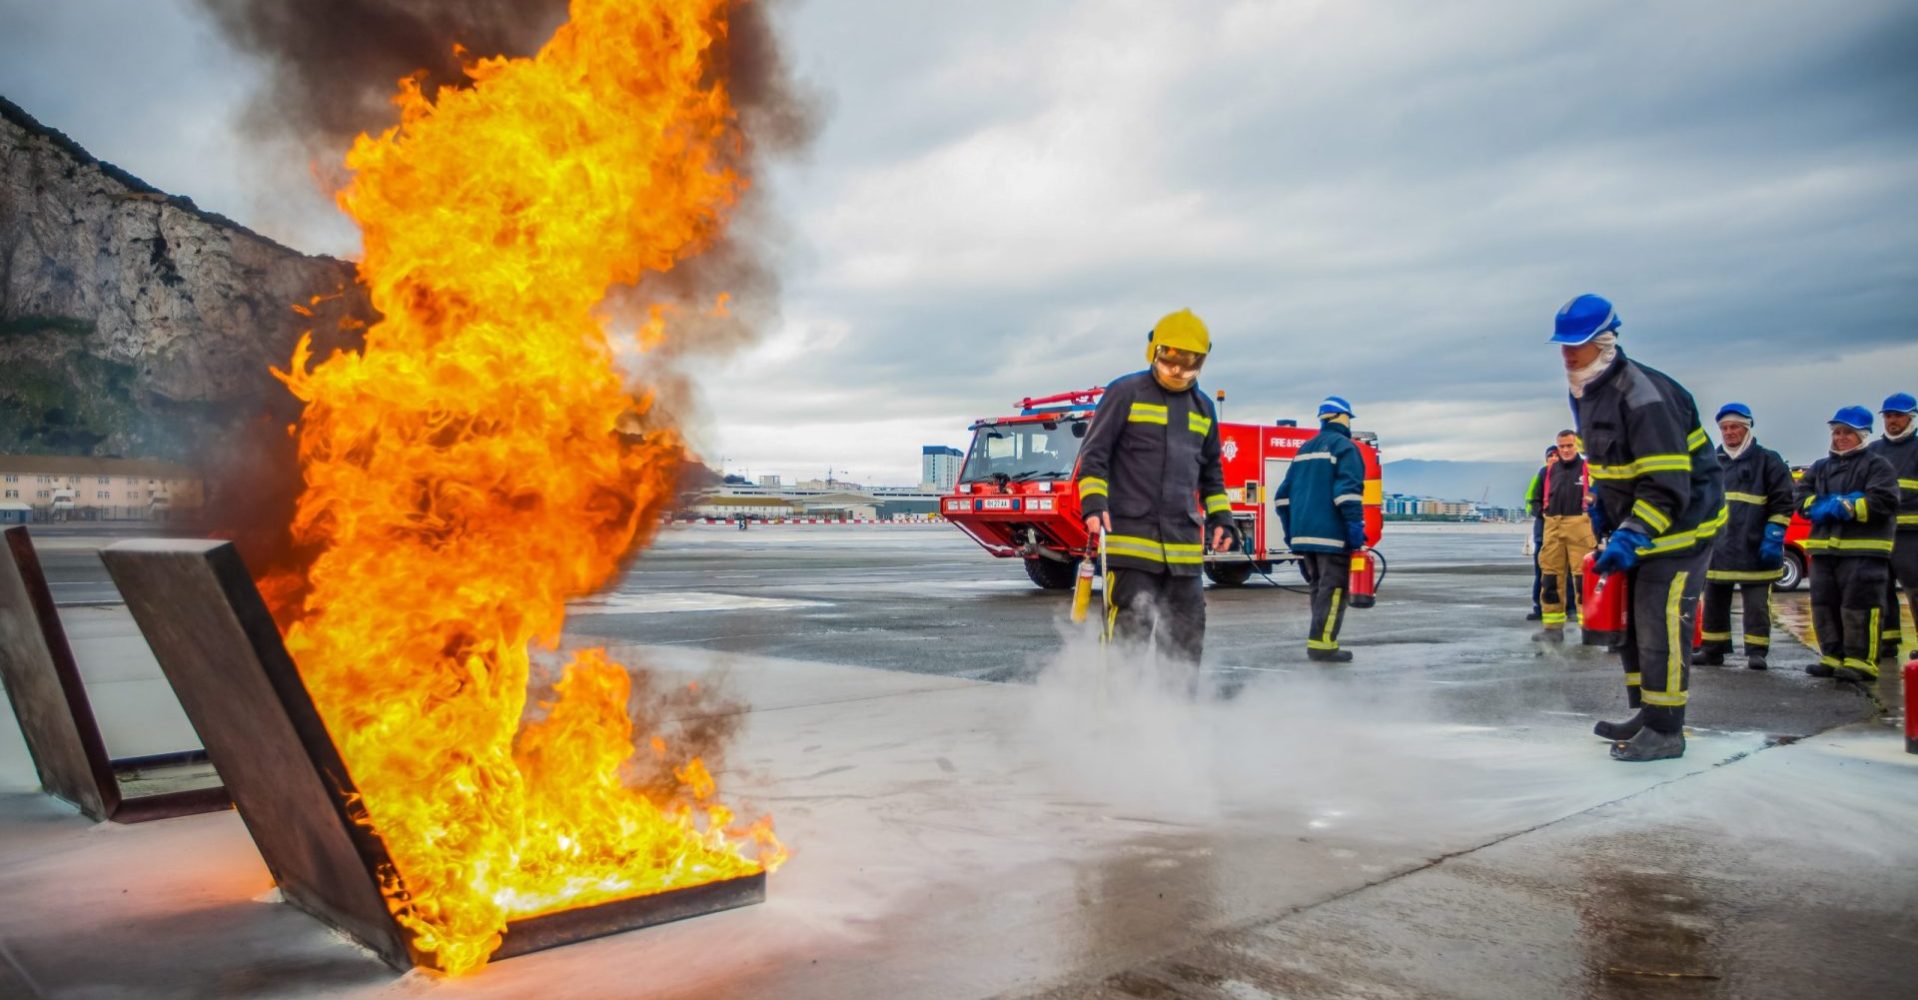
[1381,459,1536,508]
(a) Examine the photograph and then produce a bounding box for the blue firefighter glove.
[1807,495,1846,526]
[1344,519,1367,552]
[1592,528,1649,575]
[1758,522,1787,569]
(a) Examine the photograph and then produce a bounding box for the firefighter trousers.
[1299,552,1349,652]
[1105,568,1205,678]
[1811,556,1889,677]
[1619,548,1708,735]
[1879,535,1917,656]
[1538,515,1595,630]
[1530,517,1545,614]
[1700,579,1773,655]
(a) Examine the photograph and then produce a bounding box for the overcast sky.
[4,0,1915,485]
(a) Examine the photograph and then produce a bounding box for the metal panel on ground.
[102,538,765,973]
[0,526,228,822]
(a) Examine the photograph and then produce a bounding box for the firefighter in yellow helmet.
[1076,310,1240,691]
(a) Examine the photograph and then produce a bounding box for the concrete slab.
[1,526,1907,998]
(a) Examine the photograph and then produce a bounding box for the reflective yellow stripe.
[1855,497,1868,520]
[1188,412,1212,435]
[1624,672,1642,686]
[1767,514,1792,526]
[1641,569,1689,708]
[1701,630,1732,642]
[1707,568,1782,582]
[1163,542,1204,565]
[1868,607,1881,661]
[1363,479,1383,505]
[1104,571,1120,641]
[1724,491,1768,505]
[1307,639,1340,650]
[1801,537,1896,553]
[1542,612,1567,625]
[1127,402,1168,425]
[1321,588,1343,645]
[1633,505,1726,556]
[1631,500,1672,534]
[1105,535,1166,563]
[1900,513,1918,526]
[1801,494,1816,510]
[1078,476,1108,498]
[1900,478,1918,490]
[1203,493,1231,515]
[1590,454,1692,479]
[1746,635,1770,647]
[1688,428,1709,451]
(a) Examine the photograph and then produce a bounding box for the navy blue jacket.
[1274,421,1364,554]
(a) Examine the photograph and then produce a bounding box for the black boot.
[1805,662,1836,678]
[1746,652,1768,670]
[1525,610,1542,621]
[1691,649,1724,667]
[1307,647,1353,663]
[1611,726,1686,762]
[1594,710,1644,741]
[1833,665,1878,684]
[1531,628,1566,643]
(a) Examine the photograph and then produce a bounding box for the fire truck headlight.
[1028,498,1054,511]
[957,483,972,494]
[1037,482,1053,493]
[945,499,969,513]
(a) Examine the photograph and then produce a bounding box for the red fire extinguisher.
[1348,548,1378,609]
[1579,549,1627,647]
[1904,656,1918,755]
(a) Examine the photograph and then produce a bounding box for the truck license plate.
[980,498,1015,510]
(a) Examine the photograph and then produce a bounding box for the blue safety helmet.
[1829,406,1874,432]
[1714,402,1754,425]
[1551,294,1622,345]
[1882,392,1917,415]
[1318,396,1355,419]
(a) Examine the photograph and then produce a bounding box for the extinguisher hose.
[1366,546,1389,592]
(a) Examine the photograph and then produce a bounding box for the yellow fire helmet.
[1146,308,1211,391]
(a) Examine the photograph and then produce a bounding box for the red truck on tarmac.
[942,388,1385,589]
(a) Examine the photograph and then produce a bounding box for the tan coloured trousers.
[1539,514,1597,628]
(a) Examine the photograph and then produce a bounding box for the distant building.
[758,474,781,488]
[922,445,964,491]
[0,454,202,522]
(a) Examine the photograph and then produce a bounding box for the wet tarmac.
[2,523,1914,998]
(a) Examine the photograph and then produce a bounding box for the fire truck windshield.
[959,420,1085,484]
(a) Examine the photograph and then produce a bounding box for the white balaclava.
[1721,415,1755,460]
[1567,332,1618,398]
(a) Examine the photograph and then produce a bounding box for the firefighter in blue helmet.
[1554,294,1724,762]
[1696,403,1795,670]
[1274,396,1368,662]
[1868,392,1918,660]
[1076,310,1241,683]
[1799,406,1900,681]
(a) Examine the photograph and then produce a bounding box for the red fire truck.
[942,388,1385,589]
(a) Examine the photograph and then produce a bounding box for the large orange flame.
[270,0,781,975]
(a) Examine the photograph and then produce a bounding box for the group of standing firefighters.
[1070,297,1916,763]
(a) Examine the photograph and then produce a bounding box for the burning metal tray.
[100,538,763,972]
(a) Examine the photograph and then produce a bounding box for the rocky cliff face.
[0,96,369,460]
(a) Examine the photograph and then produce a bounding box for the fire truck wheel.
[1203,562,1254,588]
[1775,549,1805,592]
[1024,557,1080,590]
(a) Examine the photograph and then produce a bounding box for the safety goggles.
[1154,347,1207,372]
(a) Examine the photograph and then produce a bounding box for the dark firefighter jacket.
[1541,455,1589,517]
[1795,448,1899,559]
[1866,433,1918,533]
[1710,442,1795,578]
[1573,349,1726,560]
[1273,421,1365,555]
[1075,371,1231,575]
